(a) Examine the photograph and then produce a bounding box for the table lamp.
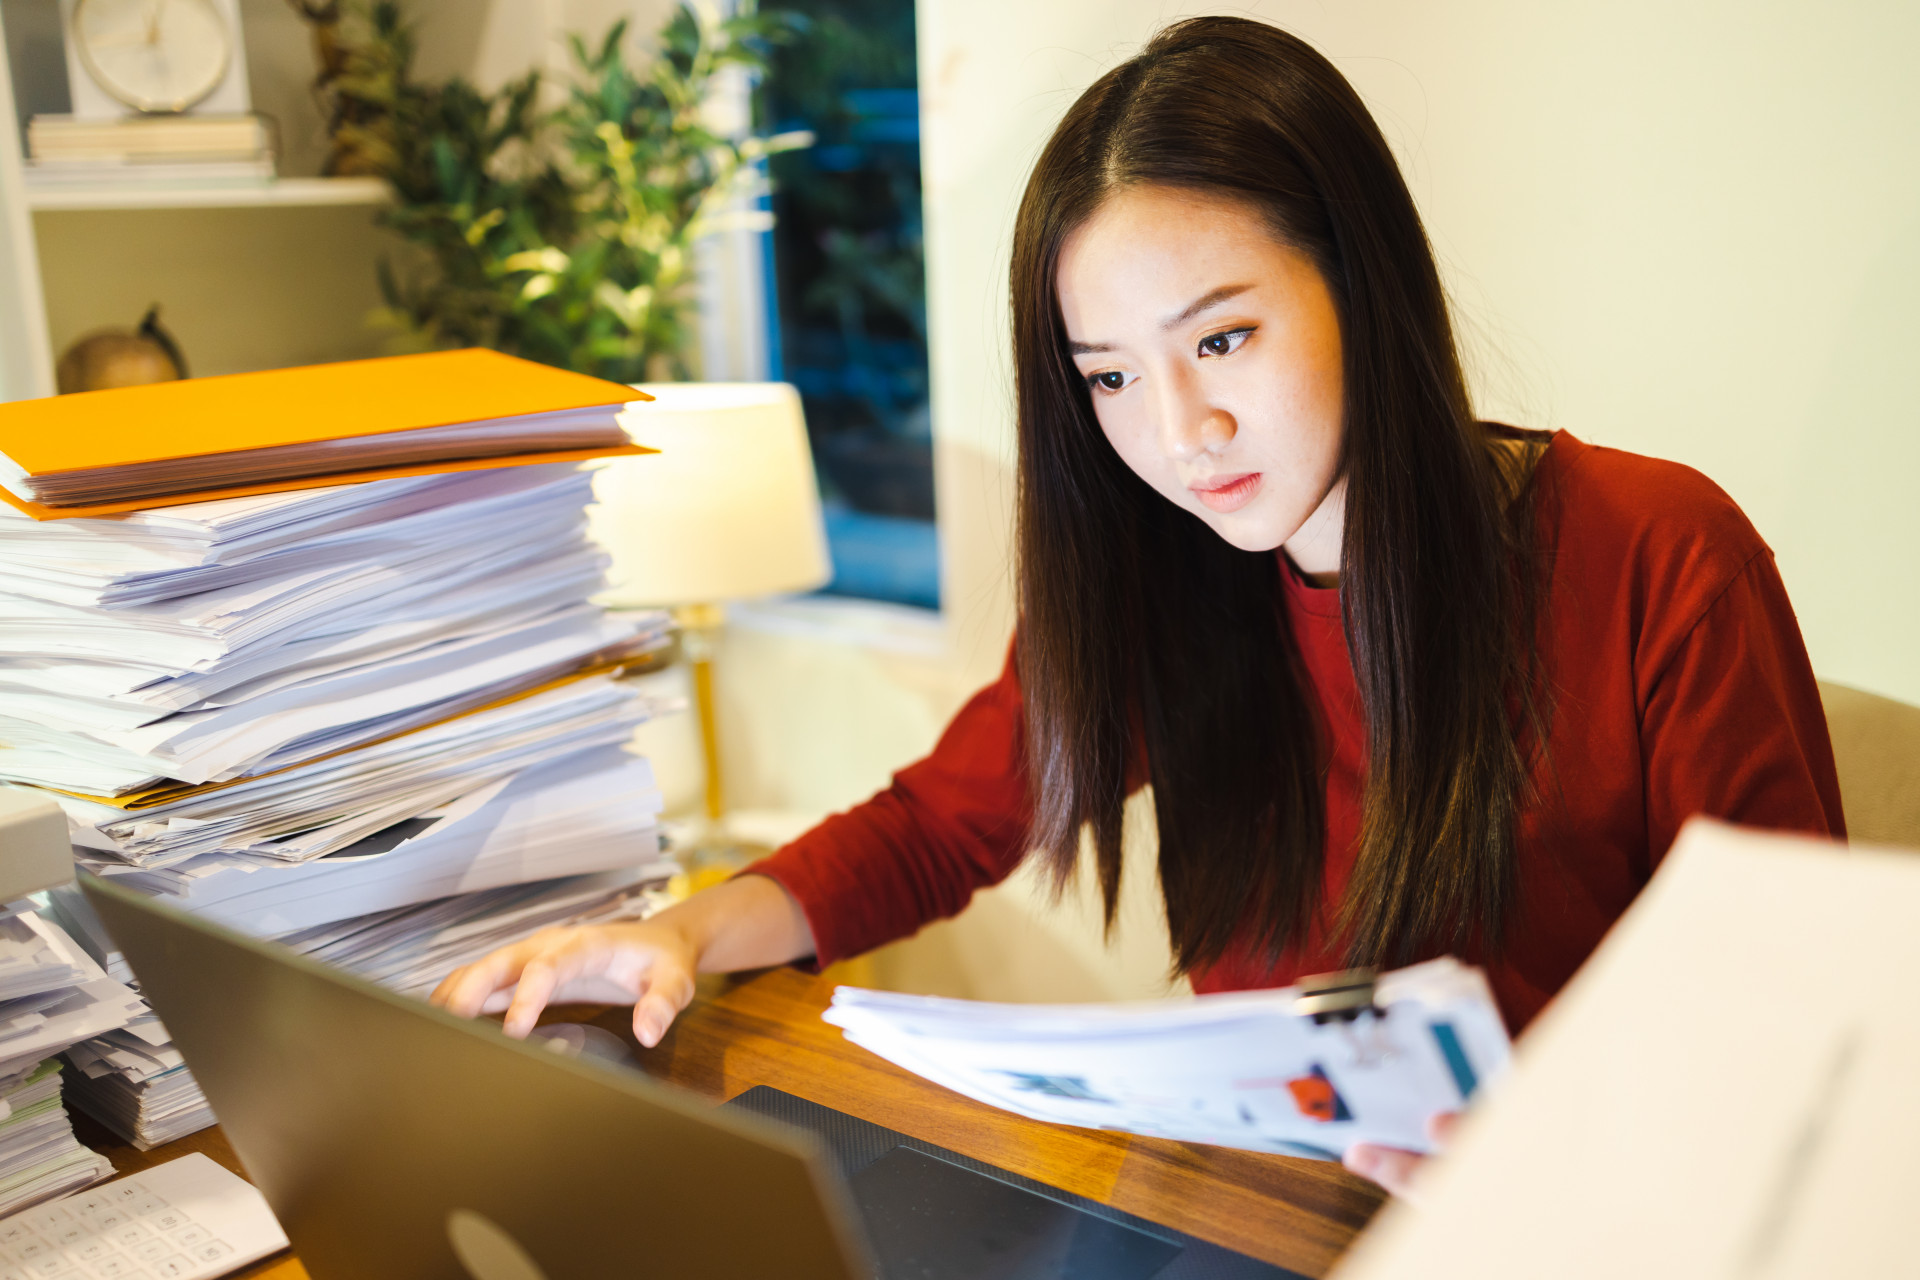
[589,382,832,862]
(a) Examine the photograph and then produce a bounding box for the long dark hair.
[1013,16,1541,973]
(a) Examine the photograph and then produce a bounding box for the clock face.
[73,0,232,115]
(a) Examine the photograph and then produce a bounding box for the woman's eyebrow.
[1162,283,1254,330]
[1066,282,1255,354]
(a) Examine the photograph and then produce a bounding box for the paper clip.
[1295,969,1397,1066]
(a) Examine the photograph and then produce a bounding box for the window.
[760,0,937,611]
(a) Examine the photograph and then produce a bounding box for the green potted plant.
[290,0,807,381]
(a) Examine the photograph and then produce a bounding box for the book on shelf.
[20,157,278,189]
[27,113,271,163]
[23,112,276,191]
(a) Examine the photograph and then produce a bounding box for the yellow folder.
[0,348,655,520]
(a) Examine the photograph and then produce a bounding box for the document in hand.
[1333,818,1920,1280]
[0,348,651,517]
[824,958,1510,1159]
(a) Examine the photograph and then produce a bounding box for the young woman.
[433,17,1843,1194]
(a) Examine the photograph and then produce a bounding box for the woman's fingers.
[431,922,699,1044]
[430,935,548,1017]
[632,958,696,1047]
[1343,1142,1426,1199]
[1345,1111,1459,1201]
[502,956,567,1039]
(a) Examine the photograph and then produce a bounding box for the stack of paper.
[0,900,137,1212]
[0,1061,116,1217]
[825,959,1512,1159]
[0,465,675,913]
[51,868,670,1149]
[0,904,144,1083]
[276,866,672,999]
[0,353,678,1148]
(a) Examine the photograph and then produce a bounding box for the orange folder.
[0,348,656,520]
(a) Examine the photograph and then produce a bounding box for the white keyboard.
[0,1154,288,1280]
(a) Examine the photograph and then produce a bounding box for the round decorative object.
[56,306,188,394]
[71,0,232,115]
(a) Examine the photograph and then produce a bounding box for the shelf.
[24,176,391,213]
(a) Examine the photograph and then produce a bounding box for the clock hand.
[144,0,163,46]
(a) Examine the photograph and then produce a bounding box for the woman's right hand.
[431,916,700,1045]
[428,871,817,1047]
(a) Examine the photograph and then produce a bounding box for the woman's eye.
[1198,327,1253,358]
[1089,370,1129,392]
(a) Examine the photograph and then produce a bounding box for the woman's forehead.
[1056,187,1319,335]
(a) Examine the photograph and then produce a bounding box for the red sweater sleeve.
[1638,549,1846,867]
[741,647,1033,966]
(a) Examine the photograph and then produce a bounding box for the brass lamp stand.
[670,603,776,894]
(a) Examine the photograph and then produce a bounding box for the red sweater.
[747,432,1845,1032]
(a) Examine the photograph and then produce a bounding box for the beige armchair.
[1818,681,1920,849]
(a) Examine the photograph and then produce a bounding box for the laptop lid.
[80,873,870,1280]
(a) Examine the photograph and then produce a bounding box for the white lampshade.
[591,382,832,606]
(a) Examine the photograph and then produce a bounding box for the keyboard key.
[142,1215,183,1238]
[12,1240,52,1262]
[0,1224,27,1246]
[187,1240,231,1264]
[71,1240,112,1263]
[22,1211,65,1235]
[22,1253,67,1278]
[126,1196,164,1215]
[46,1226,83,1251]
[89,1212,127,1235]
[163,1225,208,1249]
[69,1197,111,1220]
[106,1185,144,1205]
[128,1242,170,1264]
[92,1257,139,1277]
[107,1226,149,1248]
[149,1259,193,1279]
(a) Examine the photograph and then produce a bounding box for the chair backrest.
[1818,680,1920,849]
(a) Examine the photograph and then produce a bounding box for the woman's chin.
[1193,507,1292,554]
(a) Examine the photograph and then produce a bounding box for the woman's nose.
[1157,399,1237,460]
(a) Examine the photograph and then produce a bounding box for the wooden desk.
[69,968,1387,1279]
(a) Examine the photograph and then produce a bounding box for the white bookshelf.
[22,176,391,214]
[0,0,759,402]
[0,5,399,401]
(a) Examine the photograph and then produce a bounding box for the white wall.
[917,0,1920,706]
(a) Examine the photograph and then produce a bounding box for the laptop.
[81,874,1299,1279]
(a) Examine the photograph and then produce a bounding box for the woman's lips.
[1190,472,1262,513]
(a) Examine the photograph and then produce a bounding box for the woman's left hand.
[1342,1111,1459,1201]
